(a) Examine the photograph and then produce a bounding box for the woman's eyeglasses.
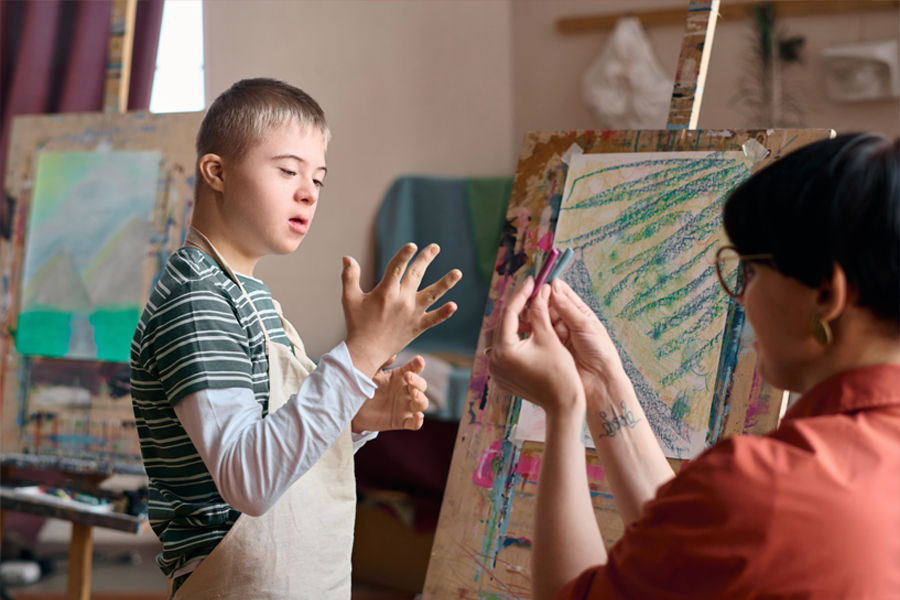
[714,246,775,298]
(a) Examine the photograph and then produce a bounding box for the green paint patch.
[90,307,141,362]
[670,396,690,421]
[16,311,71,357]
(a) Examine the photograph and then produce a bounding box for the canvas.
[547,150,754,459]
[16,150,161,363]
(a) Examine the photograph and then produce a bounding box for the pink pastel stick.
[530,248,560,300]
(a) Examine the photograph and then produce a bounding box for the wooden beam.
[557,1,900,34]
[103,0,138,113]
[668,1,721,130]
[67,523,93,600]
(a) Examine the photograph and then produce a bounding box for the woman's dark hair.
[723,133,899,331]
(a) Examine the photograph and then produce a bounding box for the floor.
[1,519,418,600]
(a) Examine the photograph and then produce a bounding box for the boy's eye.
[280,168,296,177]
[314,179,325,188]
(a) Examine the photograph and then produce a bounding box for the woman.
[488,134,899,599]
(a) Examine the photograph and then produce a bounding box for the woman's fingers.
[527,283,556,337]
[499,277,535,347]
[549,279,593,329]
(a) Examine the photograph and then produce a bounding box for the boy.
[130,78,461,599]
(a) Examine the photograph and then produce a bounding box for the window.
[149,0,205,113]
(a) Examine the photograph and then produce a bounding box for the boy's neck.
[190,205,260,276]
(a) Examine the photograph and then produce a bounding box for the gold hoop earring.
[809,315,833,346]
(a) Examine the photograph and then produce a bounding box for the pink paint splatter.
[473,440,504,488]
[586,464,606,481]
[744,401,770,428]
[537,232,554,252]
[515,454,541,483]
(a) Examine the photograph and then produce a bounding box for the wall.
[513,0,900,146]
[204,0,899,357]
[204,0,516,358]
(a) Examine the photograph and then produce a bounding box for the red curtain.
[0,0,164,544]
[0,0,164,210]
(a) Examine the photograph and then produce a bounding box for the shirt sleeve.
[136,279,256,405]
[352,430,378,452]
[174,341,377,516]
[552,439,772,600]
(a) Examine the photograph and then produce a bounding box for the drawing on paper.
[16,151,161,363]
[539,150,754,459]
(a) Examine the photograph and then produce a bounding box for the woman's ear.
[816,263,849,322]
[198,153,225,193]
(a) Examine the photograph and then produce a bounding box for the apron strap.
[183,226,273,347]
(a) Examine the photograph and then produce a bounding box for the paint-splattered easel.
[0,3,198,599]
[423,3,832,598]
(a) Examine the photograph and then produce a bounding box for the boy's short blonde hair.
[194,78,331,200]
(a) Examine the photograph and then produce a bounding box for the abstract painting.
[551,151,754,458]
[16,151,161,363]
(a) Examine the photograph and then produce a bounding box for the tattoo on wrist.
[596,402,641,438]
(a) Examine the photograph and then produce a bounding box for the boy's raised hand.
[342,243,461,379]
[352,355,429,432]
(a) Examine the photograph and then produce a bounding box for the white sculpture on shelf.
[581,17,673,130]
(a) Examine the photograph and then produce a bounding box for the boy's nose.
[297,185,318,205]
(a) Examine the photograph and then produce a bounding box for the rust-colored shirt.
[555,364,900,600]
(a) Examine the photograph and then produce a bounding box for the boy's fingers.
[420,302,457,331]
[381,243,418,289]
[499,277,534,346]
[341,257,362,299]
[406,371,427,393]
[410,389,428,411]
[380,355,397,370]
[406,412,425,431]
[402,244,440,290]
[398,355,426,376]
[418,269,462,308]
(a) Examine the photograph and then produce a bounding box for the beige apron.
[173,227,356,600]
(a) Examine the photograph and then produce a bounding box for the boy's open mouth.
[288,217,308,233]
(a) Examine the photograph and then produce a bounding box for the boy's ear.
[198,153,226,193]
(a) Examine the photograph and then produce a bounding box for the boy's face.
[220,121,327,260]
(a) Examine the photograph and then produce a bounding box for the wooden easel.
[0,3,144,599]
[423,3,831,597]
[67,3,139,596]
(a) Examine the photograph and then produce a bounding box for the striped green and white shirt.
[130,247,375,578]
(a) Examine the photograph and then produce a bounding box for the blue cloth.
[375,176,487,356]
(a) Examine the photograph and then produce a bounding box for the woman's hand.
[352,355,429,432]
[488,277,585,418]
[547,279,633,410]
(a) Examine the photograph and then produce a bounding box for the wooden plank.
[67,523,94,600]
[667,0,720,130]
[104,0,138,113]
[422,128,833,600]
[0,488,145,534]
[556,0,900,34]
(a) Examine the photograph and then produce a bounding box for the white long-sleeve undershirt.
[174,341,377,518]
